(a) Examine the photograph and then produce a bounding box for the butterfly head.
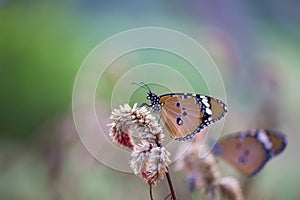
[132,82,163,113]
[146,91,163,113]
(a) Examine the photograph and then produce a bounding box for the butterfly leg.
[138,102,151,108]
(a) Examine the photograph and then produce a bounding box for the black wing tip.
[174,133,196,142]
[247,130,287,177]
[247,164,267,177]
[272,130,287,155]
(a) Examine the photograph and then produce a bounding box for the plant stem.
[209,186,216,200]
[155,140,176,199]
[149,185,153,200]
[165,167,176,200]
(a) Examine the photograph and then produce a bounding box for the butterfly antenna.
[131,82,150,91]
[139,82,152,92]
[131,82,152,93]
[131,82,152,108]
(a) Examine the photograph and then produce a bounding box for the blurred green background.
[1,0,300,199]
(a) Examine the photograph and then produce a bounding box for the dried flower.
[219,176,244,200]
[108,104,138,149]
[109,126,135,150]
[130,141,171,185]
[176,133,245,200]
[108,103,164,145]
[197,145,220,192]
[177,134,220,194]
[148,146,171,184]
[130,141,151,179]
[108,103,170,185]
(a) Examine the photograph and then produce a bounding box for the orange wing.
[159,95,201,139]
[266,130,286,155]
[217,134,267,176]
[215,129,287,176]
[159,94,227,141]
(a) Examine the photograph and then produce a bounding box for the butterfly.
[135,82,227,141]
[213,129,287,176]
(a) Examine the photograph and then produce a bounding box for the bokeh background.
[1,1,300,199]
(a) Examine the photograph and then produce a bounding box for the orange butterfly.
[137,83,227,141]
[213,129,287,176]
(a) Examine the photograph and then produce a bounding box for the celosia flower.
[108,103,170,185]
[219,176,244,200]
[109,125,135,150]
[130,141,151,178]
[147,146,171,184]
[108,104,138,149]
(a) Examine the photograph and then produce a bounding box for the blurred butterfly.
[135,82,227,141]
[213,129,287,176]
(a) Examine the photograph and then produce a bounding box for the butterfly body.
[145,90,227,141]
[214,129,287,176]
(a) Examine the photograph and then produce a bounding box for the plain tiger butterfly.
[213,129,287,176]
[135,82,227,141]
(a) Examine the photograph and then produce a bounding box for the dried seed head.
[130,141,152,176]
[108,104,164,147]
[108,104,138,149]
[219,176,245,200]
[109,126,135,150]
[130,143,171,185]
[177,142,220,193]
[198,146,220,189]
[147,146,171,184]
[108,104,170,185]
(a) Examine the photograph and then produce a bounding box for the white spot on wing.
[203,101,210,107]
[257,130,272,150]
[206,107,212,115]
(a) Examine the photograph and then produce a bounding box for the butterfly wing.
[209,97,228,120]
[159,95,201,139]
[159,93,227,141]
[265,130,286,155]
[215,129,287,176]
